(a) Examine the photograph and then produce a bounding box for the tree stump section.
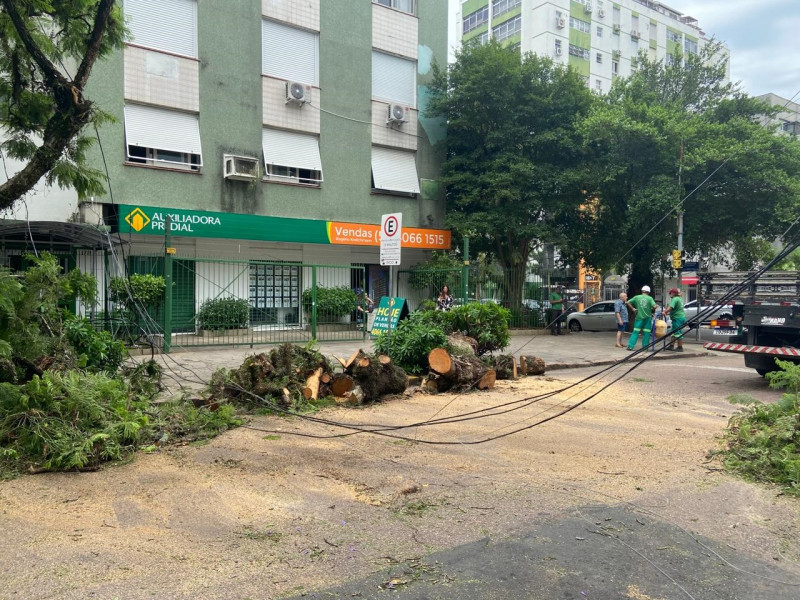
[519,355,546,376]
[427,349,495,391]
[483,354,517,380]
[446,333,478,357]
[350,354,408,402]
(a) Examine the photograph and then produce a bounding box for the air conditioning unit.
[598,8,605,17]
[285,81,311,105]
[555,46,563,56]
[223,154,259,181]
[556,16,566,28]
[584,2,593,13]
[631,29,640,39]
[387,103,409,125]
[613,24,620,33]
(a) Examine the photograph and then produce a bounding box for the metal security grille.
[98,255,368,350]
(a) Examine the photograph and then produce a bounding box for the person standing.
[664,287,686,351]
[549,285,564,336]
[436,285,454,311]
[614,292,628,348]
[626,285,656,350]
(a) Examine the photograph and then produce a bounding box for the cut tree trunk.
[477,370,496,390]
[519,355,546,376]
[330,374,355,397]
[302,367,323,400]
[482,355,517,380]
[427,349,494,391]
[446,333,477,357]
[350,354,408,402]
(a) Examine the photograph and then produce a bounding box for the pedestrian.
[436,285,454,311]
[664,287,686,351]
[354,287,373,327]
[548,284,564,336]
[614,292,628,347]
[626,285,656,350]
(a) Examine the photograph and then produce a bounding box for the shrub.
[109,274,166,312]
[301,286,357,321]
[64,317,127,372]
[720,359,800,495]
[417,298,437,312]
[443,302,510,355]
[196,297,250,330]
[373,311,447,373]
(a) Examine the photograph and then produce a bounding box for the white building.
[457,0,729,94]
[756,93,800,137]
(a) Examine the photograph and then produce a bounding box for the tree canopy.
[567,42,800,291]
[0,0,125,212]
[426,41,595,306]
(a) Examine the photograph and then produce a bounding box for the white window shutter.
[124,0,197,57]
[124,104,203,163]
[372,51,416,107]
[372,146,419,194]
[262,20,319,85]
[262,128,323,174]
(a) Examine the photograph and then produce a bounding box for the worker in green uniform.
[664,287,686,352]
[626,285,656,350]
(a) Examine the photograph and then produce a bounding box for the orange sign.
[327,222,450,250]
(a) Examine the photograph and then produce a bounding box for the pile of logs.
[331,350,409,404]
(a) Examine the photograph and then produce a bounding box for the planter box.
[197,327,253,338]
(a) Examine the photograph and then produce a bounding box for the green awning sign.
[369,297,409,337]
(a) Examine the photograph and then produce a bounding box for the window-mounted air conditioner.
[598,8,606,17]
[387,103,409,125]
[555,46,563,56]
[285,81,311,105]
[224,154,260,181]
[584,2,593,13]
[556,16,566,28]
[631,29,640,39]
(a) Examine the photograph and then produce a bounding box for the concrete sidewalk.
[149,330,706,392]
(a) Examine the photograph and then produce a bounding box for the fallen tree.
[425,348,496,393]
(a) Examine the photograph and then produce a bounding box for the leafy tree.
[0,0,126,211]
[426,41,595,309]
[570,42,800,293]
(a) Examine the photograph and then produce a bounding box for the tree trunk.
[350,355,408,402]
[519,355,546,376]
[483,354,516,379]
[428,349,493,391]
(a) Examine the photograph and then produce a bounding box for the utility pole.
[676,139,684,295]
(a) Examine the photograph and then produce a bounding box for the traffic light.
[671,249,684,269]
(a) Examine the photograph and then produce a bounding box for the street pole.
[163,215,173,353]
[677,139,684,298]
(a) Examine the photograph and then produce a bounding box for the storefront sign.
[117,205,450,249]
[369,297,409,336]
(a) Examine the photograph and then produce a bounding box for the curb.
[546,351,708,371]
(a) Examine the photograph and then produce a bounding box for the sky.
[447,0,800,101]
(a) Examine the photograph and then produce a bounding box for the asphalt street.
[285,352,800,600]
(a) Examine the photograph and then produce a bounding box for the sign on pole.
[380,212,402,266]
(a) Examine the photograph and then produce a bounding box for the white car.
[683,300,733,323]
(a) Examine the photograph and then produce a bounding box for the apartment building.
[0,0,449,328]
[757,93,800,137]
[458,0,728,94]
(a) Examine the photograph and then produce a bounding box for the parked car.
[566,300,619,332]
[683,300,733,324]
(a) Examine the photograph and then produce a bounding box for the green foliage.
[109,274,166,311]
[570,41,800,290]
[720,360,800,495]
[64,317,126,372]
[196,297,250,330]
[301,286,358,320]
[445,302,511,355]
[373,311,447,373]
[417,299,438,312]
[0,0,128,210]
[427,41,595,307]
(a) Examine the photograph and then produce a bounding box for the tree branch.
[75,0,116,88]
[0,0,68,88]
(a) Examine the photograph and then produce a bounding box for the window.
[782,121,799,135]
[554,39,562,55]
[371,146,419,194]
[595,79,602,91]
[124,104,202,169]
[570,17,591,34]
[493,0,521,18]
[684,38,698,55]
[666,29,681,43]
[372,51,416,106]
[493,15,521,42]
[596,52,603,64]
[568,45,590,60]
[649,22,657,39]
[124,0,197,57]
[613,6,620,26]
[373,0,415,14]
[263,128,322,185]
[463,6,489,34]
[612,60,619,74]
[476,31,490,45]
[596,26,603,37]
[262,19,319,85]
